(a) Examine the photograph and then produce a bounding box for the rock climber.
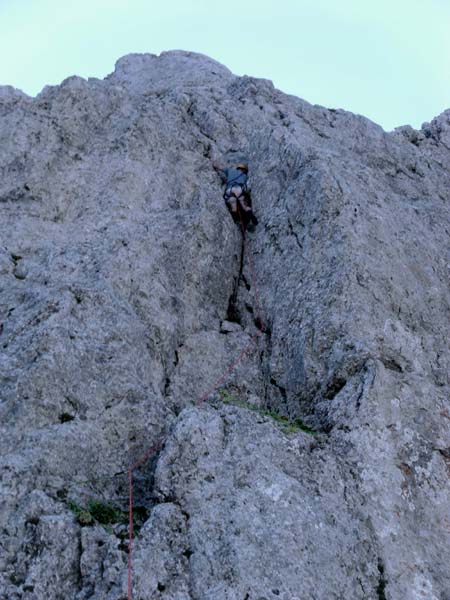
[212,160,258,229]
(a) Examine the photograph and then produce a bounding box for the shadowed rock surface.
[1,50,450,599]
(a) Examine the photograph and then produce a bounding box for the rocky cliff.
[1,50,450,600]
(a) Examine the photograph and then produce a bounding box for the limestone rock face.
[1,50,450,599]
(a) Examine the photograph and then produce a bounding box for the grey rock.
[148,405,378,600]
[219,320,242,334]
[12,260,28,280]
[1,50,450,599]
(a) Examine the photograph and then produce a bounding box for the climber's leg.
[225,197,239,223]
[239,195,252,213]
[226,197,238,214]
[238,197,258,227]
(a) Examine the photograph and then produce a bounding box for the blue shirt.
[218,167,248,187]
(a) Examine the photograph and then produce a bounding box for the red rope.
[127,206,263,599]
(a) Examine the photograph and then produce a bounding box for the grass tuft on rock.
[219,390,316,435]
[68,500,132,529]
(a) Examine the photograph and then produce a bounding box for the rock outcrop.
[1,50,450,599]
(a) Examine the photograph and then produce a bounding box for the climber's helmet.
[236,163,248,174]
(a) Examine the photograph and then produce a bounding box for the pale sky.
[0,0,449,131]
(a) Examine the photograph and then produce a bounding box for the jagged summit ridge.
[1,51,450,136]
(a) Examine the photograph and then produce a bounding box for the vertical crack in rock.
[376,559,387,600]
[227,237,245,324]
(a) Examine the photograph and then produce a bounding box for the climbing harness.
[223,171,248,202]
[224,184,247,201]
[222,171,257,229]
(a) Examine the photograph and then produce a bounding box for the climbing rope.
[127,206,264,599]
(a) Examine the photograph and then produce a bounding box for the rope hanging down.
[127,209,265,599]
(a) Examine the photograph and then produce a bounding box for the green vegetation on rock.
[219,390,316,435]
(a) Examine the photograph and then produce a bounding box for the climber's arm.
[212,161,228,183]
